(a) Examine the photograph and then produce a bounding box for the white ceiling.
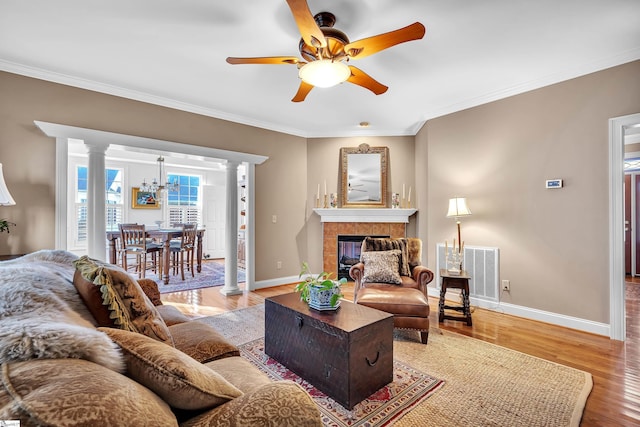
[1,0,639,138]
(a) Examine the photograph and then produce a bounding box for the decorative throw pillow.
[0,359,178,427]
[73,256,173,345]
[361,250,402,285]
[100,328,243,411]
[73,269,115,327]
[361,237,411,276]
[168,321,240,363]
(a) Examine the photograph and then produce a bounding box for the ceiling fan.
[226,0,426,102]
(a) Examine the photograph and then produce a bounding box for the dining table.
[106,227,205,285]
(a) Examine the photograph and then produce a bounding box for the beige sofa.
[0,250,321,426]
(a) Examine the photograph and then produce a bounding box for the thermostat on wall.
[545,179,563,189]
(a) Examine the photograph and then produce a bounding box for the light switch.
[272,215,277,223]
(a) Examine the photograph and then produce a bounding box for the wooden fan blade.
[286,0,327,48]
[292,81,314,102]
[347,66,388,95]
[226,56,300,65]
[345,22,426,59]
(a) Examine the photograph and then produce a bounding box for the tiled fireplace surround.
[321,221,408,277]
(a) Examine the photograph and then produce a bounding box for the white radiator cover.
[435,244,500,302]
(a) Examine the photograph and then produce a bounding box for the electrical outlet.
[501,279,510,291]
[276,261,282,270]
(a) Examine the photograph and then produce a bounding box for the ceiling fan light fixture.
[298,60,350,88]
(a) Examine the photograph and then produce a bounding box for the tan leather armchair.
[349,237,434,344]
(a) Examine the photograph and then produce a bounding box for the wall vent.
[435,244,500,302]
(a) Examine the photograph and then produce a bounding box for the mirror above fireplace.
[340,143,388,208]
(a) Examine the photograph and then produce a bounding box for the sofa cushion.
[0,359,178,427]
[180,381,322,427]
[73,256,173,345]
[361,250,402,285]
[169,321,240,363]
[361,237,410,276]
[100,328,243,411]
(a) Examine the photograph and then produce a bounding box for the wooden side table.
[438,269,472,326]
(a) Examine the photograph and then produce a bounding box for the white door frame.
[609,112,640,341]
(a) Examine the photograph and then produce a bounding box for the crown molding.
[3,48,639,139]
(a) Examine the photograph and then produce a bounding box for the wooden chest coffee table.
[265,292,394,410]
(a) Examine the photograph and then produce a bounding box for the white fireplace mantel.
[313,208,417,223]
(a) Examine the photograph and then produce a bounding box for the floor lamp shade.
[0,163,16,206]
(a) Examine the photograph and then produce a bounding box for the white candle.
[324,180,327,196]
[317,184,320,199]
[403,184,405,199]
[408,186,412,203]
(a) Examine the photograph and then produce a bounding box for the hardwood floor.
[162,278,640,426]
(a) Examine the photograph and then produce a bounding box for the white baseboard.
[427,287,610,337]
[253,275,299,290]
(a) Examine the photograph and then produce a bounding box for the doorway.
[610,112,640,341]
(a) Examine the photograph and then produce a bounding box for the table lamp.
[446,197,472,254]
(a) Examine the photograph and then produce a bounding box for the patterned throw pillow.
[0,359,178,427]
[169,321,240,363]
[361,237,411,276]
[100,328,243,411]
[73,256,173,345]
[361,250,402,285]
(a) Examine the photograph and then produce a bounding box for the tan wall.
[417,60,640,323]
[304,136,416,272]
[0,71,307,281]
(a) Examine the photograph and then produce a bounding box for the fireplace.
[315,208,417,279]
[337,235,389,280]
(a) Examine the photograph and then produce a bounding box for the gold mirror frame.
[340,144,388,208]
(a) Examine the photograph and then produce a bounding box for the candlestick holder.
[315,197,321,208]
[323,194,329,208]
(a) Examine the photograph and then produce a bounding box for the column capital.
[84,141,109,154]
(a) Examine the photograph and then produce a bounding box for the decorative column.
[220,160,242,296]
[85,141,109,261]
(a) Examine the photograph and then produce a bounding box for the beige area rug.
[196,305,592,427]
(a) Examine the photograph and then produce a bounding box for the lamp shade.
[447,197,471,218]
[298,60,351,88]
[0,163,16,206]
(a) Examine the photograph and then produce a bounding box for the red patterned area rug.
[239,338,444,427]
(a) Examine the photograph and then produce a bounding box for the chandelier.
[140,156,179,196]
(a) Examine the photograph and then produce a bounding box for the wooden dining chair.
[118,223,163,279]
[169,223,197,280]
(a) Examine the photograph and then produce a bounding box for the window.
[625,158,640,172]
[167,174,201,225]
[74,166,123,247]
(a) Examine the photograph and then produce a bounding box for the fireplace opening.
[337,235,389,280]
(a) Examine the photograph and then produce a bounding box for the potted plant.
[295,261,346,311]
[0,219,15,233]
